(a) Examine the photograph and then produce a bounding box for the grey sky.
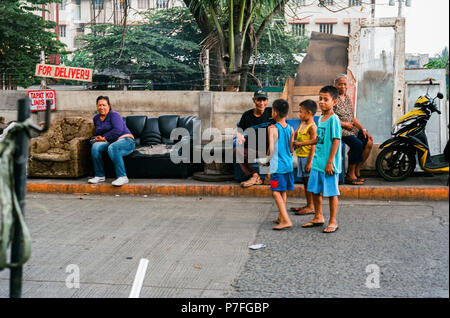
[374,0,449,56]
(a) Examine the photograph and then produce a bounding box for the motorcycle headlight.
[391,118,416,135]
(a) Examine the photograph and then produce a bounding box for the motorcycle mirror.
[437,92,444,99]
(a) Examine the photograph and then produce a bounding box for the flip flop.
[323,226,339,233]
[356,176,365,182]
[302,222,324,228]
[345,178,364,185]
[290,207,304,212]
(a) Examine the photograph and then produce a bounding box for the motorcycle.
[376,80,449,181]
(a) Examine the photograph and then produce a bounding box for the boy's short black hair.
[272,99,289,118]
[319,85,338,100]
[299,99,317,114]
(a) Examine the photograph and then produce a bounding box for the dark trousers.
[233,146,259,177]
[342,130,368,165]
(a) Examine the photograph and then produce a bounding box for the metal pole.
[397,0,403,18]
[371,0,376,18]
[204,49,210,91]
[9,98,31,298]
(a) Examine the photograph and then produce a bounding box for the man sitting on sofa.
[234,89,274,188]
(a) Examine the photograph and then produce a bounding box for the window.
[292,23,306,36]
[294,0,306,5]
[60,0,67,10]
[318,0,334,6]
[319,23,333,34]
[156,0,169,9]
[73,1,81,20]
[75,0,81,5]
[94,0,104,10]
[347,23,351,35]
[348,0,362,6]
[76,23,85,33]
[138,0,150,9]
[59,25,66,37]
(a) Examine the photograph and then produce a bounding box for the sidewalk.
[26,172,449,201]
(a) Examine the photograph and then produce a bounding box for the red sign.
[27,90,56,112]
[35,64,93,82]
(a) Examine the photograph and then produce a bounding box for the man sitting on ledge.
[234,89,274,188]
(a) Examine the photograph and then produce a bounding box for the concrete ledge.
[26,182,449,201]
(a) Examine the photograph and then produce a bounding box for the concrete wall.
[0,90,281,135]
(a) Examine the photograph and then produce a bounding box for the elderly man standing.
[234,89,274,187]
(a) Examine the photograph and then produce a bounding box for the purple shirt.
[93,110,131,143]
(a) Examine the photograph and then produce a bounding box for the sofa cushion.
[178,116,196,135]
[159,115,179,144]
[140,117,162,145]
[32,149,70,162]
[126,115,147,145]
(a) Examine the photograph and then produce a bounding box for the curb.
[26,183,449,201]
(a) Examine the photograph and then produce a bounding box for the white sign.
[35,64,93,82]
[27,89,56,112]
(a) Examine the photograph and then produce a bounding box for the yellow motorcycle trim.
[395,109,426,125]
[415,146,449,173]
[400,127,418,137]
[415,96,429,105]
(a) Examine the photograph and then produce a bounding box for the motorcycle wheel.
[376,147,416,182]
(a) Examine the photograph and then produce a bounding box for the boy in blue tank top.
[267,99,295,230]
[301,86,342,234]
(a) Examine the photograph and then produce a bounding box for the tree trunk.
[209,46,225,91]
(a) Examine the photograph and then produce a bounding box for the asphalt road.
[0,194,448,298]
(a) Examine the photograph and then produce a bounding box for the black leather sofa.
[102,114,202,178]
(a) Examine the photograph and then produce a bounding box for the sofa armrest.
[30,136,50,154]
[69,137,91,161]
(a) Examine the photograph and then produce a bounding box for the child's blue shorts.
[270,171,295,192]
[296,157,310,178]
[307,169,340,197]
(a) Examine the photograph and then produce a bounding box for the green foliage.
[69,7,205,90]
[184,0,292,89]
[0,0,67,88]
[424,46,449,70]
[424,58,449,70]
[250,23,308,87]
[68,6,304,90]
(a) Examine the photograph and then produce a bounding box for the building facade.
[41,1,378,57]
[286,0,372,37]
[44,0,374,54]
[43,0,184,52]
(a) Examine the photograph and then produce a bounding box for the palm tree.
[183,0,290,91]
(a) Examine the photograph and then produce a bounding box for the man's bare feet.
[302,216,325,228]
[272,222,292,230]
[290,205,308,212]
[295,207,314,215]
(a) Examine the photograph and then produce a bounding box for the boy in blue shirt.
[267,99,295,230]
[302,86,342,233]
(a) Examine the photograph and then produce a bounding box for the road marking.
[129,258,149,298]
